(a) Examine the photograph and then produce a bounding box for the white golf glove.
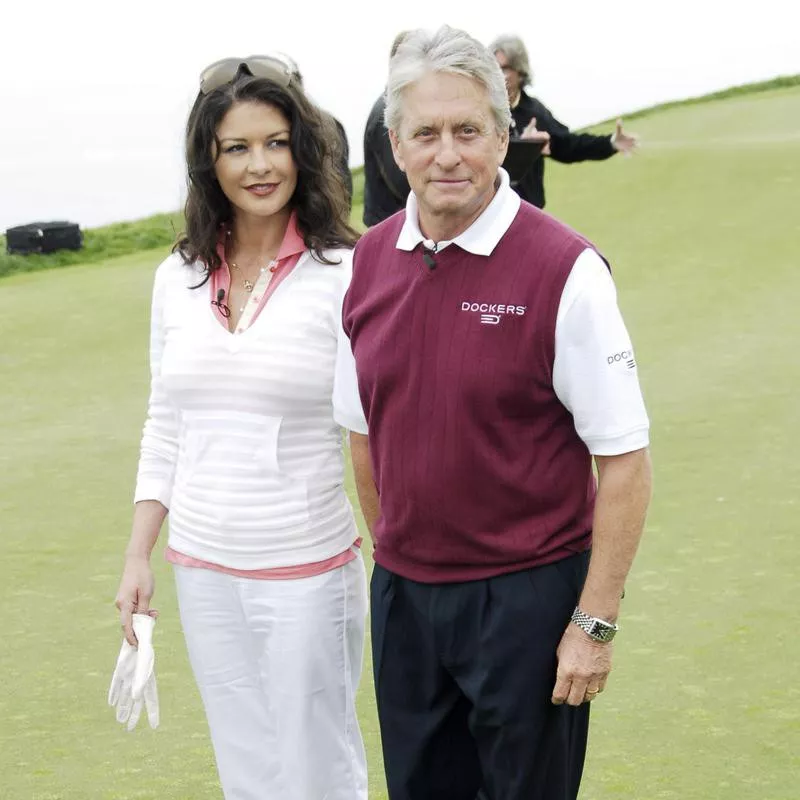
[108,613,159,731]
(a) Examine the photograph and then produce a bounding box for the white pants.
[174,555,369,800]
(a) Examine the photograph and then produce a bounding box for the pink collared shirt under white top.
[208,213,306,333]
[163,213,361,580]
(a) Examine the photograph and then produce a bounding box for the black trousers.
[371,552,591,800]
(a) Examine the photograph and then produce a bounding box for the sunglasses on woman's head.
[199,55,293,95]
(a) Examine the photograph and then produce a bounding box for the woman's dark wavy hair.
[175,69,359,279]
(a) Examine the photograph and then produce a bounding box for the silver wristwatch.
[571,607,619,642]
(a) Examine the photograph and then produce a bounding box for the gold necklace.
[229,258,278,292]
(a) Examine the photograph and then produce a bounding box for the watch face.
[589,620,615,640]
[572,608,617,641]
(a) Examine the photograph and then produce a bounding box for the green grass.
[2,83,799,798]
[593,73,800,125]
[546,83,800,799]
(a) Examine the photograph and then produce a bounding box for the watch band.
[571,607,618,642]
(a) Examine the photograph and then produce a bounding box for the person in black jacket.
[362,32,411,227]
[363,94,410,226]
[489,35,638,209]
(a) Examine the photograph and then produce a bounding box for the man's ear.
[389,129,406,172]
[497,127,510,164]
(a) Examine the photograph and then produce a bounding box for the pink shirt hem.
[165,539,362,580]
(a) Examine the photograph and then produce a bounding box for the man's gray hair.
[385,26,511,135]
[487,34,532,87]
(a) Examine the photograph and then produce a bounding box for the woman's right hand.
[115,555,157,646]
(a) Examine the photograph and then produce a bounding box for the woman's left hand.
[115,554,158,646]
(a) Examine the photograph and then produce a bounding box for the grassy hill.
[545,81,800,799]
[1,80,799,799]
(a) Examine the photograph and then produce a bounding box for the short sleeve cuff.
[585,427,649,457]
[333,409,368,435]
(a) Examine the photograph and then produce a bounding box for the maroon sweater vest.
[344,203,598,582]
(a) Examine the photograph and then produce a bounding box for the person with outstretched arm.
[490,34,638,209]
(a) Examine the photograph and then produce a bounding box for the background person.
[114,56,367,800]
[490,34,639,209]
[362,32,412,226]
[334,26,652,800]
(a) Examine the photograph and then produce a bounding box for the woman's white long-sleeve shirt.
[134,249,360,570]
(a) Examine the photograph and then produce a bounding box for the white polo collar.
[395,167,521,256]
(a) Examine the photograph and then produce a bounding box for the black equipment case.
[5,221,83,255]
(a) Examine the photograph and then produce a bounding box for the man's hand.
[108,613,160,731]
[551,622,613,706]
[520,117,551,155]
[611,118,639,155]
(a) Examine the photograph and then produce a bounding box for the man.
[333,25,652,800]
[490,34,638,209]
[362,32,411,226]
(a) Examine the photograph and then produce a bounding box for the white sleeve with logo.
[553,248,650,456]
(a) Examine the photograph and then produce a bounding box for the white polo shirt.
[333,168,650,456]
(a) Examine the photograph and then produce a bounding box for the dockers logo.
[607,350,637,370]
[461,301,527,326]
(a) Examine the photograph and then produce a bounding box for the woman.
[114,56,367,800]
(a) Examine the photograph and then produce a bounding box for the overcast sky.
[1,0,797,229]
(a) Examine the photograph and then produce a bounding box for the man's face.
[494,50,521,100]
[389,71,508,234]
